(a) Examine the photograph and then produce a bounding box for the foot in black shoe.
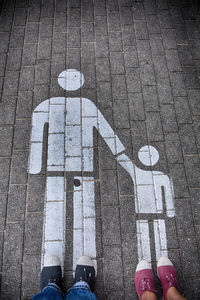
[41,256,62,290]
[75,256,95,290]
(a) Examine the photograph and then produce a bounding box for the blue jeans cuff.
[43,283,63,295]
[71,281,90,290]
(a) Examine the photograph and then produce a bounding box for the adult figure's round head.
[58,69,85,91]
[138,145,159,166]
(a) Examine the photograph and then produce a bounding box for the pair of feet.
[41,255,95,291]
[135,257,180,300]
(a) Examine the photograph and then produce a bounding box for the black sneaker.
[75,256,95,290]
[41,256,62,290]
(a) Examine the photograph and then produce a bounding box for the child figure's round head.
[58,69,85,91]
[138,145,159,166]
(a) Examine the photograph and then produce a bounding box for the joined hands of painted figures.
[28,70,175,272]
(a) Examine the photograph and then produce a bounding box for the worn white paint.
[28,70,176,273]
[153,219,168,260]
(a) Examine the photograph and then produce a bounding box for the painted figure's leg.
[136,220,151,263]
[41,176,66,271]
[153,219,168,261]
[73,177,97,273]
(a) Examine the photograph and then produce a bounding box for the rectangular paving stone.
[24,212,43,254]
[95,16,107,36]
[13,8,27,26]
[7,48,22,71]
[52,32,66,54]
[0,10,14,32]
[10,151,28,184]
[55,12,67,32]
[24,22,39,44]
[124,46,139,68]
[35,61,50,85]
[146,15,161,34]
[114,100,130,128]
[108,11,120,31]
[165,49,182,72]
[143,86,159,111]
[81,64,95,89]
[144,0,157,15]
[122,25,136,46]
[126,68,141,93]
[182,66,200,89]
[132,2,145,20]
[134,20,148,40]
[27,6,41,22]
[129,93,145,121]
[67,27,80,47]
[179,124,198,155]
[188,90,200,116]
[100,170,118,206]
[174,23,188,45]
[131,121,148,152]
[157,77,174,104]
[3,222,24,265]
[112,75,127,100]
[0,126,13,156]
[51,53,65,78]
[175,198,195,237]
[165,217,179,249]
[165,132,183,164]
[10,27,25,48]
[3,71,19,96]
[7,185,26,222]
[27,175,45,212]
[97,81,112,108]
[0,96,17,125]
[158,10,173,29]
[67,48,81,69]
[170,72,187,97]
[101,206,121,245]
[169,164,189,198]
[153,56,168,79]
[174,97,192,124]
[179,236,200,278]
[82,3,94,23]
[81,42,95,66]
[110,52,125,75]
[19,66,35,91]
[68,8,81,26]
[119,196,135,235]
[38,38,52,60]
[162,29,177,49]
[95,35,109,58]
[146,112,164,142]
[109,31,123,52]
[22,44,37,66]
[185,155,200,188]
[1,264,22,298]
[140,61,156,86]
[81,23,94,42]
[22,254,41,298]
[0,158,10,194]
[96,58,110,82]
[103,246,124,291]
[120,7,133,25]
[177,45,193,66]
[13,119,31,150]
[40,18,53,38]
[161,104,178,133]
[16,91,33,118]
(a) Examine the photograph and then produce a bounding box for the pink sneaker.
[157,257,180,300]
[135,260,157,300]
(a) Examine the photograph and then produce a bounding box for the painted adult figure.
[29,69,126,272]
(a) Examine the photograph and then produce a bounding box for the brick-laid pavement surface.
[0,0,200,299]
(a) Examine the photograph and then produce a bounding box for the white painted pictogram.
[28,69,175,272]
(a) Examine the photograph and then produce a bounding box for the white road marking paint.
[73,177,96,274]
[153,219,168,260]
[137,220,151,263]
[28,70,176,273]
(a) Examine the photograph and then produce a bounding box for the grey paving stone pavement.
[0,0,200,299]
